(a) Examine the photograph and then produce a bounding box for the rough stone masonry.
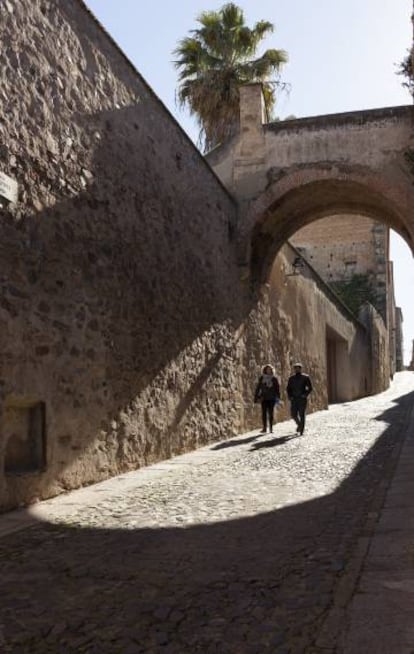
[0,0,388,511]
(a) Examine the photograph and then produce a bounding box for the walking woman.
[254,364,281,433]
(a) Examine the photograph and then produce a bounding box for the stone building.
[409,340,414,371]
[0,0,393,511]
[395,307,404,371]
[292,216,404,376]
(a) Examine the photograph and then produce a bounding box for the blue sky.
[85,0,413,363]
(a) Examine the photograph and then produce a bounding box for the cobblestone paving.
[1,373,413,653]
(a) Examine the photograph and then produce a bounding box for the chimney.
[237,84,267,161]
[239,84,267,135]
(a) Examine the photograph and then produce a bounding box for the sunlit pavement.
[0,372,413,653]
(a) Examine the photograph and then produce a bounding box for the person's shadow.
[211,434,261,450]
[250,433,301,450]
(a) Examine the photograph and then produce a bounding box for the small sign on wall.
[0,171,18,204]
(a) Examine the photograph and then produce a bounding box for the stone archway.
[207,83,414,283]
[206,84,414,410]
[248,170,412,284]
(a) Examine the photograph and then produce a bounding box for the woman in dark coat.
[254,364,281,433]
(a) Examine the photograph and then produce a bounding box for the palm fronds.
[173,2,288,151]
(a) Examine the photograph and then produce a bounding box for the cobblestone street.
[0,373,413,653]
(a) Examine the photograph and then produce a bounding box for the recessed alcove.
[3,399,46,475]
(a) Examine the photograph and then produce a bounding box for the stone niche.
[3,399,46,475]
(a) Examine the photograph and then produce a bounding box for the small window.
[345,260,357,275]
[4,401,46,474]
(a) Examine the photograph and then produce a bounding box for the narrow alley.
[0,372,413,653]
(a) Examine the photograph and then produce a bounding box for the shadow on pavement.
[211,433,261,450]
[0,390,413,653]
[250,433,301,451]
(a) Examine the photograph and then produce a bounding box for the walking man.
[287,362,313,435]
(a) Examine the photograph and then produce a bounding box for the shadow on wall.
[0,2,388,511]
[0,99,248,510]
[0,390,411,652]
[0,97,388,510]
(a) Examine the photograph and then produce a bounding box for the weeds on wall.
[397,49,414,97]
[331,274,380,317]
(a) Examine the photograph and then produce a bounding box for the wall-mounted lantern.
[285,256,305,277]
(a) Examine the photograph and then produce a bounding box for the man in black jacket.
[286,362,313,435]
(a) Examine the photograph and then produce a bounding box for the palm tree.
[399,51,414,97]
[174,3,288,151]
[398,3,414,97]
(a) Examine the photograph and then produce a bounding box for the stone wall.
[359,304,391,394]
[242,243,371,428]
[291,215,389,318]
[0,0,382,511]
[0,0,247,510]
[395,307,404,371]
[291,214,398,370]
[387,261,397,375]
[292,214,379,280]
[207,84,414,271]
[409,340,414,370]
[291,215,402,377]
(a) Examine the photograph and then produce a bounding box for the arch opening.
[250,178,413,285]
[245,175,412,406]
